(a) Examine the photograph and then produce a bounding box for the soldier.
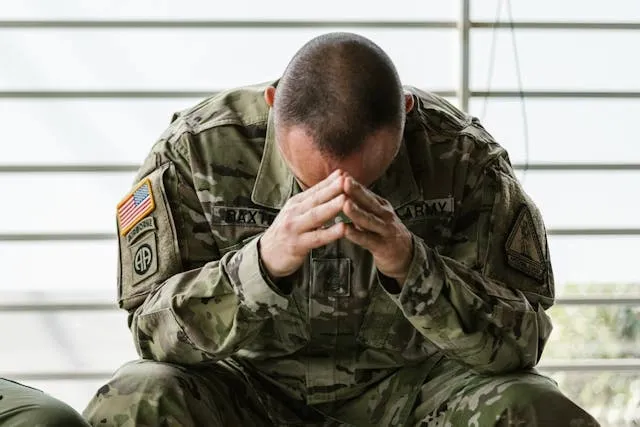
[84,32,599,426]
[0,378,89,426]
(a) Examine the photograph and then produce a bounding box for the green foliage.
[543,283,640,426]
[546,283,640,359]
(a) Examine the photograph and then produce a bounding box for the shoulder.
[404,86,472,133]
[137,82,274,180]
[166,81,273,144]
[404,86,508,169]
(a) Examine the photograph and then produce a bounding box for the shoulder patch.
[117,179,156,236]
[125,216,156,245]
[505,206,546,281]
[130,232,158,284]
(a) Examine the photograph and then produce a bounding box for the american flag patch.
[117,179,155,236]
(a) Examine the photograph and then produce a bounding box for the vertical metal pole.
[459,0,471,111]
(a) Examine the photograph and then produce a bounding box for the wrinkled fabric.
[83,358,599,427]
[411,358,599,427]
[87,82,597,426]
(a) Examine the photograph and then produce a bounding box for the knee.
[497,377,559,408]
[100,360,191,395]
[84,360,206,426]
[86,360,193,411]
[495,378,599,426]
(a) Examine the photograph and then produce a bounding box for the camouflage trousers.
[83,358,599,427]
[0,378,89,427]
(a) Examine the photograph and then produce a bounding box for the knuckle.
[309,232,321,248]
[288,194,301,204]
[304,193,316,207]
[284,203,299,214]
[371,213,382,226]
[382,207,394,220]
[308,209,319,225]
[282,216,295,231]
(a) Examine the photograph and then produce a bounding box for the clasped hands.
[259,169,414,286]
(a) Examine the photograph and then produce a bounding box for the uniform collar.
[251,109,295,209]
[251,110,420,210]
[369,140,420,209]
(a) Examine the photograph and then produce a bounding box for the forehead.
[277,126,402,188]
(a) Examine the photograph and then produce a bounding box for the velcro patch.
[126,216,156,246]
[210,206,277,227]
[505,206,546,281]
[117,179,156,236]
[395,197,455,223]
[131,232,158,285]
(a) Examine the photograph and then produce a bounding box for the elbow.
[131,307,225,364]
[476,306,552,374]
[470,352,538,376]
[467,334,542,375]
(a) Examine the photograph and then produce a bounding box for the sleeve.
[380,152,555,374]
[116,135,291,364]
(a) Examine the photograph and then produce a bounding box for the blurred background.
[0,1,639,426]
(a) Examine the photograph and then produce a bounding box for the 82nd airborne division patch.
[505,206,547,281]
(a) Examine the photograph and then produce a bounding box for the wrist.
[257,237,294,294]
[257,237,280,280]
[380,270,408,288]
[391,233,414,287]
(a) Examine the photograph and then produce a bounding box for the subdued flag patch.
[117,179,155,236]
[505,206,546,281]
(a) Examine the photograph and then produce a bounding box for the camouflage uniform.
[0,378,89,427]
[84,82,599,426]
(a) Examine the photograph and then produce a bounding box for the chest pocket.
[356,284,417,351]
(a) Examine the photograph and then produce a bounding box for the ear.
[264,86,276,107]
[404,92,415,114]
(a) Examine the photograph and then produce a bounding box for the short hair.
[274,32,405,159]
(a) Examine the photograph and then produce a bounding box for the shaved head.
[273,32,405,160]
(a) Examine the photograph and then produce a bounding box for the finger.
[296,173,345,212]
[299,222,346,249]
[300,169,343,198]
[344,177,386,216]
[344,225,382,250]
[343,199,388,235]
[296,193,347,231]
